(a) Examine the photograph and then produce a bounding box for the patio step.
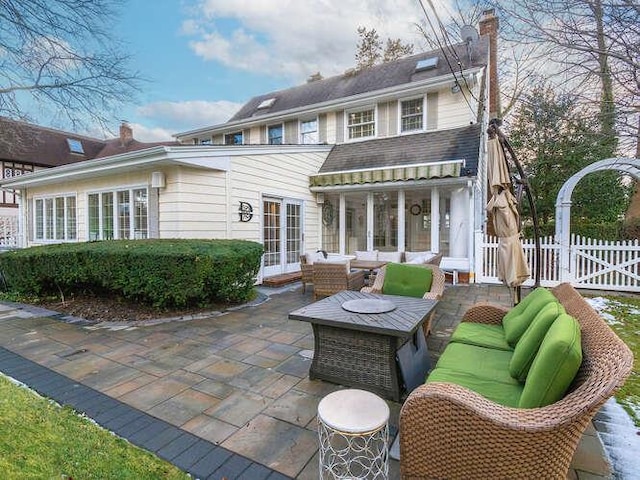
[262,271,301,287]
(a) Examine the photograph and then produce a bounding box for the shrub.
[0,239,263,308]
[523,220,624,240]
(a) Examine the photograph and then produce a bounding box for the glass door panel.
[373,191,397,251]
[405,191,432,251]
[345,192,367,254]
[263,199,281,270]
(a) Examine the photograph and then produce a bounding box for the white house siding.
[228,151,328,250]
[249,126,262,145]
[437,87,476,129]
[158,166,228,239]
[24,171,152,245]
[324,112,336,144]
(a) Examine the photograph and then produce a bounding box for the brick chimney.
[479,9,500,120]
[119,121,133,146]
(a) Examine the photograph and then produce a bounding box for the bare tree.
[355,27,414,70]
[0,0,141,133]
[414,0,531,119]
[495,0,639,153]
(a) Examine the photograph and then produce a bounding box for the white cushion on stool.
[317,389,389,433]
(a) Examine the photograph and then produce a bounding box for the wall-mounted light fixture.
[151,171,166,188]
[451,82,461,94]
[316,193,325,204]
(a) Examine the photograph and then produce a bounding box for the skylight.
[257,97,276,109]
[67,138,84,154]
[415,57,439,72]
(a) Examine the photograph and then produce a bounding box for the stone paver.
[0,282,622,479]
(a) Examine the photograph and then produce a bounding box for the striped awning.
[310,161,462,188]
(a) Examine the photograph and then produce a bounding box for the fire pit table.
[289,290,437,401]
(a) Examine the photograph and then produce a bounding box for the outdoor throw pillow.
[378,251,402,263]
[509,301,565,382]
[355,250,378,261]
[518,313,582,408]
[405,251,433,264]
[502,287,557,346]
[382,263,433,298]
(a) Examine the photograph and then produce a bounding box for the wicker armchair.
[299,254,314,294]
[399,283,634,479]
[424,252,443,266]
[361,264,445,335]
[312,263,365,300]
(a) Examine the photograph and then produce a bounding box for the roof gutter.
[174,67,484,139]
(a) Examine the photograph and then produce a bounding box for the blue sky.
[109,0,435,141]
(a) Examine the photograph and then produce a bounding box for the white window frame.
[267,123,284,145]
[33,194,77,241]
[224,131,244,145]
[398,96,426,134]
[299,117,319,144]
[345,105,376,141]
[87,186,149,241]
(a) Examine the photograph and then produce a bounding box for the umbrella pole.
[488,119,542,290]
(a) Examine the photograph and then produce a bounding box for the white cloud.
[135,99,243,134]
[182,0,428,82]
[128,123,174,142]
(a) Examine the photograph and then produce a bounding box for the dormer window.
[67,138,84,154]
[347,107,375,140]
[257,97,276,109]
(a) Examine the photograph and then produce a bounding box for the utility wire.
[416,0,481,112]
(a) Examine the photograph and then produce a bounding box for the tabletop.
[350,259,388,270]
[289,290,437,338]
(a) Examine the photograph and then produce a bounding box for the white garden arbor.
[555,158,640,289]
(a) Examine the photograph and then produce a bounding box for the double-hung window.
[224,132,243,145]
[400,98,424,132]
[268,124,284,145]
[300,119,318,144]
[34,195,77,241]
[347,107,375,140]
[88,187,148,240]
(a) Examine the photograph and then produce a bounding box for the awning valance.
[310,160,463,188]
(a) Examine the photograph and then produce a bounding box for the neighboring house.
[0,10,500,283]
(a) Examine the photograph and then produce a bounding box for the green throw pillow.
[518,313,582,408]
[509,301,565,382]
[502,287,556,346]
[382,263,433,298]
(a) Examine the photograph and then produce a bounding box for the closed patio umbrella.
[486,136,530,289]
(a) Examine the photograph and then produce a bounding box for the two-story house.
[0,10,499,283]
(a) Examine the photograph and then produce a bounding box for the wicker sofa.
[400,282,633,479]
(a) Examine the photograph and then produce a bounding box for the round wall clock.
[410,203,422,216]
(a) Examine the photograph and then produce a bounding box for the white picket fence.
[478,234,640,293]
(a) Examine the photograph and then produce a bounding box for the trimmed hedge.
[0,239,264,308]
[523,220,626,241]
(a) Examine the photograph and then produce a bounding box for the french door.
[263,197,303,277]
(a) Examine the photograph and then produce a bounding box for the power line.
[415,0,481,113]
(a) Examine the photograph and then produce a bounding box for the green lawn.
[592,294,640,427]
[0,375,190,479]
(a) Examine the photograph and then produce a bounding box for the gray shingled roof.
[229,38,489,122]
[319,123,482,176]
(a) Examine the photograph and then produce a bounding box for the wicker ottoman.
[317,389,390,479]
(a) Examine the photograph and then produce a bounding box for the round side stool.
[317,389,390,479]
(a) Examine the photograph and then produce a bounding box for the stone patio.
[0,283,616,479]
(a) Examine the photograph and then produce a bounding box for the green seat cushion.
[509,301,565,382]
[450,323,512,351]
[427,367,523,408]
[435,342,519,386]
[382,263,433,298]
[502,287,556,346]
[518,313,582,408]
